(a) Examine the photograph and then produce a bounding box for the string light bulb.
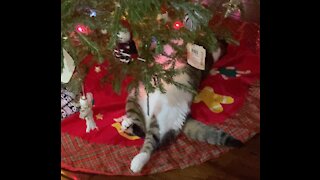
[173,21,183,30]
[75,24,91,35]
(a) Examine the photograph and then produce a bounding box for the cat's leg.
[130,132,157,173]
[125,97,146,134]
[130,117,160,173]
[159,129,179,146]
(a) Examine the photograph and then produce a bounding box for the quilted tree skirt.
[61,20,260,176]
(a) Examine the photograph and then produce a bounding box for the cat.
[121,40,243,173]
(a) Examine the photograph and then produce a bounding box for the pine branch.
[107,3,122,50]
[172,81,197,95]
[77,32,104,63]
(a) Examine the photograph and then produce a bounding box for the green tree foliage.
[61,0,238,95]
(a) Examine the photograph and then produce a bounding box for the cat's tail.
[182,117,243,147]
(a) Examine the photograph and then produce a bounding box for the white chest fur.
[137,69,193,139]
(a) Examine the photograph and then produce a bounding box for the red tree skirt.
[61,20,260,175]
[61,83,259,175]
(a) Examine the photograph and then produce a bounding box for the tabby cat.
[121,40,243,173]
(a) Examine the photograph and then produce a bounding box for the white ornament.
[79,93,98,133]
[61,49,75,83]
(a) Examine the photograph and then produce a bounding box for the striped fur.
[182,117,243,147]
[125,40,242,173]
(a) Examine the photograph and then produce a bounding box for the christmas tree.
[61,0,242,96]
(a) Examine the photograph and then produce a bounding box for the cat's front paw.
[130,152,150,173]
[121,117,133,132]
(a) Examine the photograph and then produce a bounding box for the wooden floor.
[61,134,260,180]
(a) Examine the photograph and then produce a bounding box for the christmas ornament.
[61,48,75,83]
[222,0,242,18]
[79,92,98,133]
[183,12,202,31]
[173,21,184,30]
[163,44,175,56]
[61,88,79,120]
[170,38,184,46]
[187,43,206,70]
[89,9,97,17]
[183,14,195,31]
[76,5,97,17]
[151,36,158,43]
[183,6,207,31]
[76,4,114,19]
[150,36,158,50]
[113,28,139,63]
